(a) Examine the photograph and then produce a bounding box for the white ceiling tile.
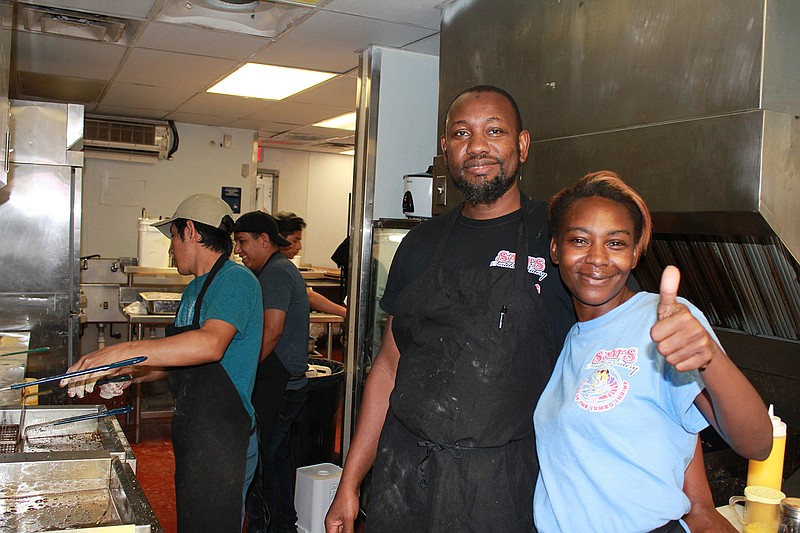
[116,48,238,91]
[12,32,126,78]
[11,0,442,149]
[135,22,269,60]
[176,92,273,118]
[248,101,354,125]
[324,0,443,30]
[102,82,197,111]
[287,75,358,108]
[249,10,438,73]
[290,125,355,138]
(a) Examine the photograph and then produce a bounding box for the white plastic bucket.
[137,218,171,268]
[295,463,342,533]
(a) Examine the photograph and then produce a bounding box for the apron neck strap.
[191,254,228,327]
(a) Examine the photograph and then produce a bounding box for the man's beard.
[451,156,519,205]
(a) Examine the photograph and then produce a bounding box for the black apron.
[166,255,252,533]
[367,197,556,533]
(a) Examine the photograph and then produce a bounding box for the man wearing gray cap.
[234,210,310,533]
[63,194,263,533]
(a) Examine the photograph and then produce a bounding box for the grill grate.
[0,424,19,453]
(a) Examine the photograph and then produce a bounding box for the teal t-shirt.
[175,259,262,422]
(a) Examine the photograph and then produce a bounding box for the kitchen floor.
[123,338,360,533]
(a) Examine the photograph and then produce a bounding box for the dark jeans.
[246,385,308,533]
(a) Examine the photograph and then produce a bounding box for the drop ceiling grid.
[248,9,439,73]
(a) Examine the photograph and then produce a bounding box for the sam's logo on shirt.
[489,250,548,281]
[575,347,640,412]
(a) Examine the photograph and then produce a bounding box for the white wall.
[81,123,354,269]
[260,148,353,268]
[80,122,257,258]
[371,47,440,220]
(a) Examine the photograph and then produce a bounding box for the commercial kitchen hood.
[530,110,800,341]
[436,0,799,342]
[514,0,800,342]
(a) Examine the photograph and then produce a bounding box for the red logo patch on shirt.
[489,250,549,282]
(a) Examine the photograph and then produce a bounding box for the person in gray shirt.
[234,210,310,533]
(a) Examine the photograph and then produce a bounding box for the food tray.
[138,291,182,315]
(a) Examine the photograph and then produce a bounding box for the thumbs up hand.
[650,266,722,372]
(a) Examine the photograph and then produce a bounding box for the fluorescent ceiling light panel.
[208,64,336,100]
[314,112,356,131]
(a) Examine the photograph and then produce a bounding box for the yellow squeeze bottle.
[746,404,786,490]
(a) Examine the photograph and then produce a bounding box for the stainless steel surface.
[139,292,182,315]
[0,405,136,469]
[527,110,800,261]
[0,453,161,532]
[80,284,128,323]
[80,257,128,285]
[309,312,345,359]
[9,100,81,165]
[439,0,800,344]
[780,497,800,533]
[344,46,383,459]
[0,99,84,371]
[0,0,11,188]
[439,0,771,142]
[25,406,133,440]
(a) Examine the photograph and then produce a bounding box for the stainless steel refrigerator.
[0,100,84,380]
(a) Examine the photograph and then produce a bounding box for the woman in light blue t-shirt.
[534,171,773,533]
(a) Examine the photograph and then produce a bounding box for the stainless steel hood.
[528,110,800,341]
[439,0,800,342]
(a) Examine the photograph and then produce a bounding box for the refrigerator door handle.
[4,131,9,174]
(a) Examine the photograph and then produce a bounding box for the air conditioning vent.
[84,117,171,163]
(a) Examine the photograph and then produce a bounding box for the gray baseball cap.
[152,194,234,237]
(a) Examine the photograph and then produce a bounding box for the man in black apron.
[63,194,263,533]
[325,87,735,532]
[234,210,311,533]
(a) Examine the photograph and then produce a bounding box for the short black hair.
[275,211,306,236]
[449,85,523,134]
[172,218,233,256]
